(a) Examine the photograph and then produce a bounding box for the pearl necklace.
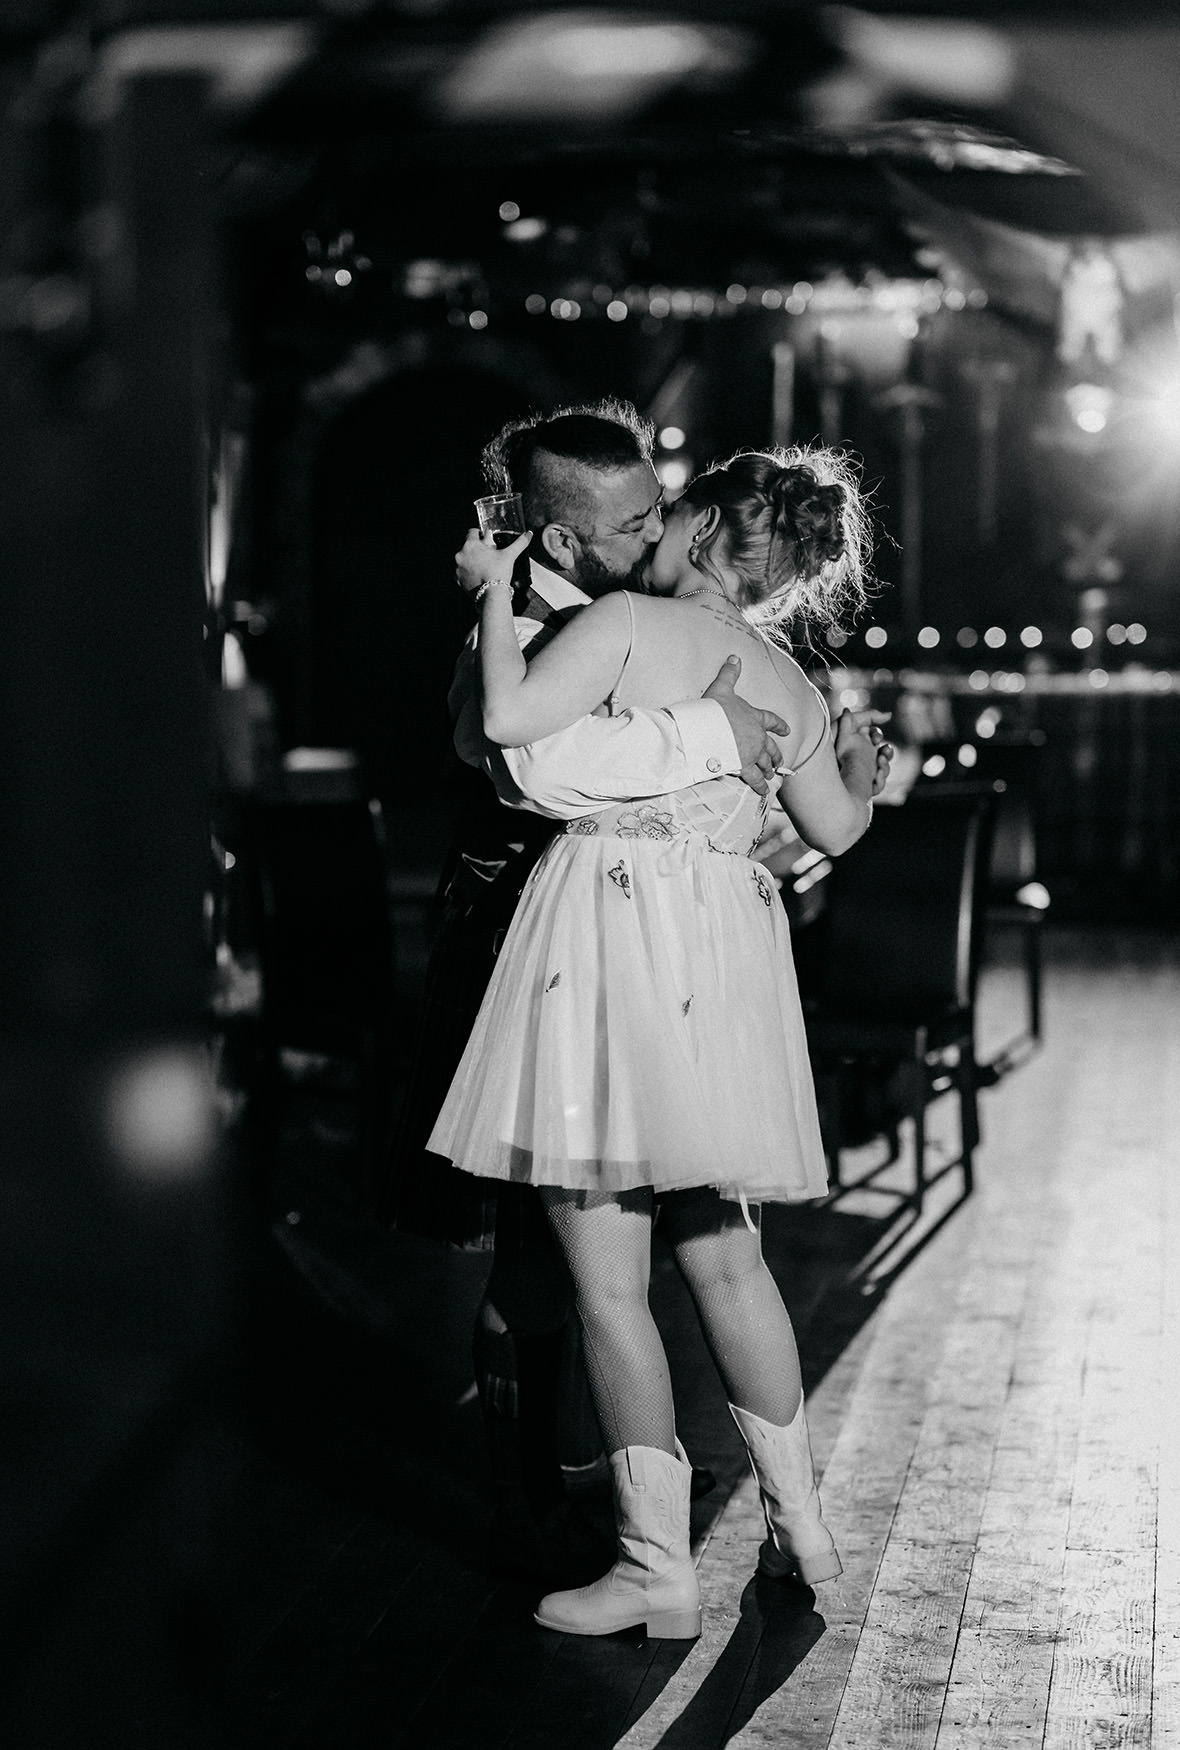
[679,586,732,603]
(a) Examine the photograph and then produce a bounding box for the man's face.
[568,463,665,598]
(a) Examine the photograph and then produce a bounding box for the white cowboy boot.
[729,1401,842,1585]
[533,1441,701,1639]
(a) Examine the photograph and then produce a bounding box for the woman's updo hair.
[679,444,872,643]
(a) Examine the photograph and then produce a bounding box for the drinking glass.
[475,491,527,548]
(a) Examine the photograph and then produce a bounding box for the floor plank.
[1156,1038,1180,1749]
[1044,1549,1155,1750]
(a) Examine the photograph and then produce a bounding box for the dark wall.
[307,364,532,805]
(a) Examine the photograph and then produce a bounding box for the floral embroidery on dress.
[567,817,600,835]
[752,869,775,907]
[546,972,561,991]
[607,862,632,898]
[682,995,693,1016]
[616,805,677,841]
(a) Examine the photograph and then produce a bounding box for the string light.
[1020,626,1043,648]
[373,263,972,326]
[505,217,548,243]
[657,457,691,492]
[917,626,940,648]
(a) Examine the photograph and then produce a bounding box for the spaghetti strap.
[606,591,639,716]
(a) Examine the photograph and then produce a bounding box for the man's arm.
[453,645,789,821]
[499,702,736,819]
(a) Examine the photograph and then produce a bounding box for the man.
[385,399,788,1580]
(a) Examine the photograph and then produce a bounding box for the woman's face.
[644,494,703,595]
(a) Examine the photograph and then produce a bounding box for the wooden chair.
[916,736,1050,1055]
[243,795,398,1204]
[803,789,994,1213]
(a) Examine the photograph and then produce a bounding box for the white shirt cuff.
[665,698,741,780]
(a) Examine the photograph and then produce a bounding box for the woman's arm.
[457,529,633,746]
[778,707,893,856]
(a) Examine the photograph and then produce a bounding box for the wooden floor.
[234,927,1180,1749]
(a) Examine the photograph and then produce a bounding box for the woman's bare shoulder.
[763,640,827,703]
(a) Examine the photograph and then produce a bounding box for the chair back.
[247,797,395,1033]
[916,735,1043,899]
[819,790,992,1021]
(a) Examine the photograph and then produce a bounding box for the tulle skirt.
[427,830,830,1204]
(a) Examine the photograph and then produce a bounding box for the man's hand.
[834,707,894,797]
[702,655,790,797]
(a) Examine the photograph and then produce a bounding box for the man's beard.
[572,544,653,599]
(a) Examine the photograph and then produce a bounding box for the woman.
[429,446,892,1640]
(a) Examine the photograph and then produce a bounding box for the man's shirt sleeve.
[449,621,742,821]
[499,701,740,819]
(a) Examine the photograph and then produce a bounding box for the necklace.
[679,586,732,604]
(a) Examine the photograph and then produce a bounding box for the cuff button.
[706,757,721,773]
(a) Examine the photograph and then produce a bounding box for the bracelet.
[474,578,514,604]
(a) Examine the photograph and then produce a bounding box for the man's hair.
[481,398,655,533]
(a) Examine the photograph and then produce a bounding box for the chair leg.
[910,1045,927,1214]
[959,1045,979,1198]
[1026,921,1042,1042]
[960,1042,981,1155]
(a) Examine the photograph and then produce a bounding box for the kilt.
[378,807,559,1251]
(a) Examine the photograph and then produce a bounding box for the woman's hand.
[834,707,894,798]
[454,528,532,598]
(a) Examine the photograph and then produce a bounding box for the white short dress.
[426,764,831,1207]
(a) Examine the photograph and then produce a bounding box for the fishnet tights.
[661,1188,802,1427]
[541,1187,675,1455]
[541,1185,803,1457]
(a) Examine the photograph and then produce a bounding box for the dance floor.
[236,926,1180,1749]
